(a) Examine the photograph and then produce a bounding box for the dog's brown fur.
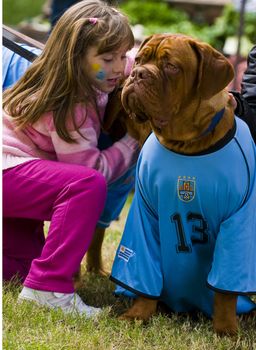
[118,34,240,336]
[122,34,235,155]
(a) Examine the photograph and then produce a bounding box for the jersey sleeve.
[207,147,256,294]
[110,174,163,299]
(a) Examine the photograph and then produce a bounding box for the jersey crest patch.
[118,245,135,262]
[177,176,196,202]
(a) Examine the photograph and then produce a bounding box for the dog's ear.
[191,40,234,99]
[138,35,154,51]
[138,34,173,52]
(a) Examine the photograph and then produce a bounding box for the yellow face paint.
[92,63,101,71]
[91,63,106,80]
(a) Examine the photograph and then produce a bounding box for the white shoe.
[18,286,101,317]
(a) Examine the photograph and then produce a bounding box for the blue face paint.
[96,70,106,80]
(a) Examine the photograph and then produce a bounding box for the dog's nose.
[131,66,150,81]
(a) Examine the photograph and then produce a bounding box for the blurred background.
[3,0,256,89]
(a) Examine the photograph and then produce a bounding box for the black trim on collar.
[181,119,237,156]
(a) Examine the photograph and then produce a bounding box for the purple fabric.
[3,218,45,282]
[3,159,107,292]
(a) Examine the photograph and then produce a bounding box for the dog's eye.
[166,63,180,74]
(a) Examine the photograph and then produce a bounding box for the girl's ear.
[191,40,234,99]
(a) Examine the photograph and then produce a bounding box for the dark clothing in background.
[50,0,120,28]
[232,45,256,143]
[50,0,80,27]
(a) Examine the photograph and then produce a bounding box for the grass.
[3,196,256,350]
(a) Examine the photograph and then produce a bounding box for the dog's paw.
[213,318,238,337]
[118,297,157,322]
[118,309,152,323]
[118,311,140,322]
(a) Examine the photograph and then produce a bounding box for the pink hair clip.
[88,17,98,25]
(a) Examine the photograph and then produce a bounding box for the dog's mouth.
[151,118,169,129]
[122,79,171,130]
[125,100,170,129]
[122,92,165,124]
[122,88,150,123]
[128,111,149,123]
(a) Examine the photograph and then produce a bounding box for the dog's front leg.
[86,226,109,276]
[119,296,158,322]
[213,292,238,336]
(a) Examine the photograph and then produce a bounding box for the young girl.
[3,0,139,315]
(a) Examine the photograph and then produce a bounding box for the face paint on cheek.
[92,63,106,81]
[96,70,106,80]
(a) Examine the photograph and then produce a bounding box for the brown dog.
[110,34,256,336]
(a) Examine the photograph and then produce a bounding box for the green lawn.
[3,275,255,350]
[3,197,256,350]
[3,264,256,350]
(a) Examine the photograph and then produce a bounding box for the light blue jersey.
[2,45,42,90]
[111,118,256,317]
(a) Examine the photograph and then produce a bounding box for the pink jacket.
[3,49,139,184]
[3,97,139,184]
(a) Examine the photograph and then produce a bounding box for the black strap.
[3,36,39,62]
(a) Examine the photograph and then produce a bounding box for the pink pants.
[3,159,106,293]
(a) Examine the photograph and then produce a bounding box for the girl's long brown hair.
[3,0,134,142]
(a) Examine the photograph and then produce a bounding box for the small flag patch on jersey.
[118,245,135,262]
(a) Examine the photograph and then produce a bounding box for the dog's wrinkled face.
[122,34,234,143]
[122,35,198,128]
